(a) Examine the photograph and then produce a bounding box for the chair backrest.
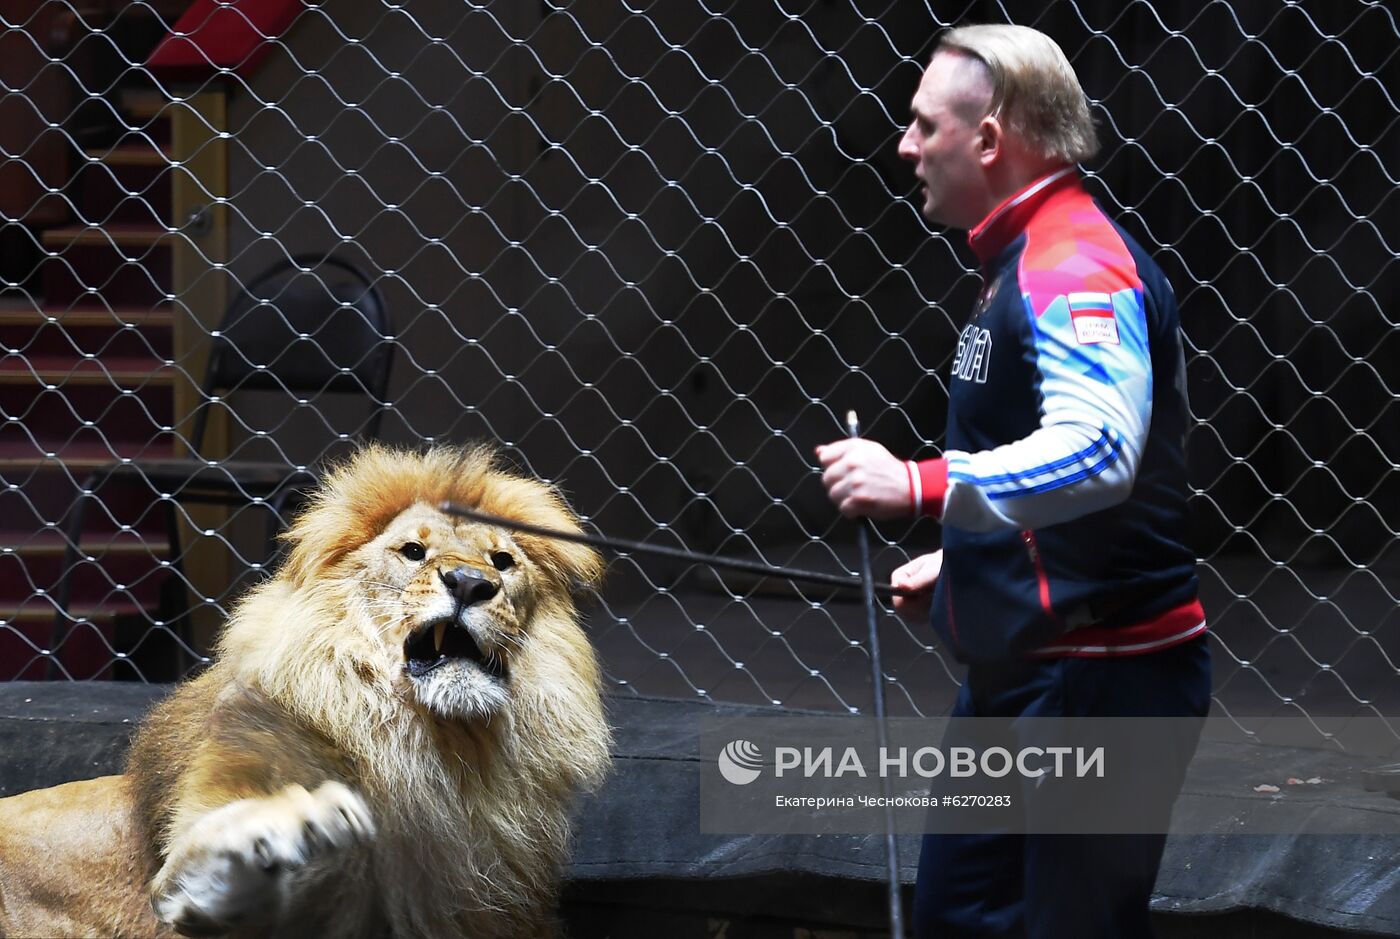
[190,254,393,453]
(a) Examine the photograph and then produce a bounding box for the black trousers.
[912,636,1211,939]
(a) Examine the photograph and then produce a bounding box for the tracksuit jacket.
[911,168,1206,663]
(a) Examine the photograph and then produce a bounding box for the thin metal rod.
[847,410,905,937]
[438,502,914,598]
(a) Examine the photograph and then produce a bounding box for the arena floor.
[590,553,1400,724]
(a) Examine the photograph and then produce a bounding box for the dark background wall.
[166,0,1400,709]
[225,0,1395,560]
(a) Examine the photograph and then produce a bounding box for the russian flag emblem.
[1068,292,1119,345]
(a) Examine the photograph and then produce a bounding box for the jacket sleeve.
[924,286,1154,533]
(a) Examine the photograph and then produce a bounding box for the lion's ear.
[517,531,604,595]
[478,472,605,595]
[276,496,360,587]
[554,538,606,593]
[279,533,350,587]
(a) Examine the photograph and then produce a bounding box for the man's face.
[897,50,995,230]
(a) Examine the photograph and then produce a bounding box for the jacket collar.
[967,166,1079,265]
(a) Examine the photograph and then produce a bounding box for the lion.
[0,444,612,938]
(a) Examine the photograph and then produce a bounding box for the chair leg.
[159,496,194,678]
[46,473,101,680]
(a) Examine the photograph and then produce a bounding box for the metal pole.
[847,410,905,937]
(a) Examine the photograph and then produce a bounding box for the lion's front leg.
[151,781,374,937]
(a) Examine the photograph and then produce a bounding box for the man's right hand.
[891,550,942,623]
[815,437,912,519]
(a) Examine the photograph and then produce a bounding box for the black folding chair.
[49,254,392,678]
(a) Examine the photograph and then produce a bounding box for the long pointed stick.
[847,410,905,937]
[438,502,913,598]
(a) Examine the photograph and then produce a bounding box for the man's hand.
[891,550,942,623]
[815,438,912,519]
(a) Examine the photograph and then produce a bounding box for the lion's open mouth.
[404,618,508,681]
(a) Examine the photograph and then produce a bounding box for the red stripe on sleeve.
[916,458,948,519]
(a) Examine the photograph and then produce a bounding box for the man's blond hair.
[938,24,1099,165]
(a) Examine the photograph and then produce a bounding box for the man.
[815,25,1210,939]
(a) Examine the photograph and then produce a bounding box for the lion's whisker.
[374,616,413,636]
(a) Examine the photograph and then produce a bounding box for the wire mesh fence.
[0,1,1395,726]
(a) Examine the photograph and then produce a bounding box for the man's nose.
[897,124,919,161]
[439,565,499,606]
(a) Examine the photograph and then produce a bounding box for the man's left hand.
[815,438,911,519]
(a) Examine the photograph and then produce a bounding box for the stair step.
[0,549,166,607]
[0,354,176,387]
[82,145,171,168]
[121,91,170,122]
[71,161,173,227]
[0,303,174,328]
[0,531,171,557]
[0,614,137,680]
[0,600,149,625]
[41,225,176,249]
[40,244,172,307]
[2,320,175,360]
[0,393,174,457]
[0,438,179,471]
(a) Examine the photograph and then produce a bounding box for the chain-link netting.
[0,1,1395,727]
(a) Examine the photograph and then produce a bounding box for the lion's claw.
[152,781,375,934]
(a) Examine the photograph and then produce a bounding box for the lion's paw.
[152,781,375,936]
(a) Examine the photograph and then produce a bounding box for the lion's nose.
[439,566,499,606]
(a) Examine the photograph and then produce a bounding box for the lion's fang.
[434,622,447,652]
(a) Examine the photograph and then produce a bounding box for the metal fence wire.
[0,1,1395,725]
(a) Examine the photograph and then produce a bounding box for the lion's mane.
[131,445,611,938]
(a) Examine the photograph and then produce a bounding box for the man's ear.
[976,114,1004,167]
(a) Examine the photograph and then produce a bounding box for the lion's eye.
[490,551,514,571]
[399,542,427,562]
